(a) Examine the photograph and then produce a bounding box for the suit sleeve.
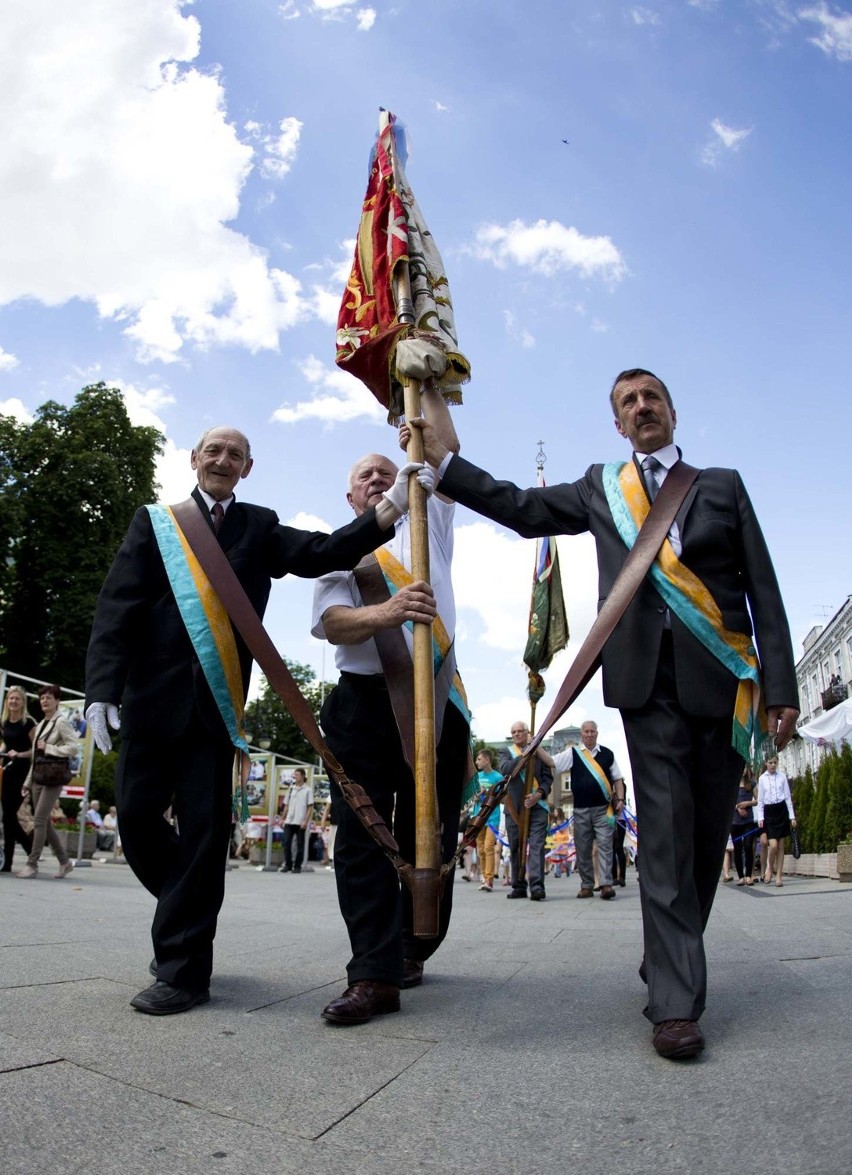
[731,471,798,709]
[439,455,593,539]
[264,508,388,579]
[85,508,159,706]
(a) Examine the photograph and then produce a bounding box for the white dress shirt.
[756,770,794,822]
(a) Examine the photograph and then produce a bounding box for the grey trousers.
[573,805,614,890]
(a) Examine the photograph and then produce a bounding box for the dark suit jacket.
[440,455,798,718]
[85,487,388,739]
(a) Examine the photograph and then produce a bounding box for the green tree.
[825,744,852,848]
[243,662,335,763]
[810,754,832,852]
[0,384,162,689]
[792,767,814,852]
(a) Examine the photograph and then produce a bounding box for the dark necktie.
[642,455,662,503]
[211,502,225,533]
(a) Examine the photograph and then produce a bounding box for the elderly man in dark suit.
[85,425,419,1015]
[411,369,799,1059]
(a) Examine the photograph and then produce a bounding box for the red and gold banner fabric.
[336,109,470,422]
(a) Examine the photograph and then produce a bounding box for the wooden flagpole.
[395,262,442,937]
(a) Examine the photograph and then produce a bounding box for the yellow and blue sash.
[374,546,471,727]
[578,747,615,825]
[602,461,764,759]
[148,506,250,800]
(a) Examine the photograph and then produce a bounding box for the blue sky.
[2,0,851,791]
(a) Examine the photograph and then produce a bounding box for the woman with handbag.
[0,684,36,872]
[730,766,758,886]
[756,755,796,888]
[15,684,78,880]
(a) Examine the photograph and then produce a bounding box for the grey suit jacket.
[440,454,797,718]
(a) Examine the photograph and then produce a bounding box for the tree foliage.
[243,662,336,764]
[0,384,162,689]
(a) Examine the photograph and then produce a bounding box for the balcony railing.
[821,680,849,711]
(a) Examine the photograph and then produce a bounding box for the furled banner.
[335,109,470,422]
[524,475,569,703]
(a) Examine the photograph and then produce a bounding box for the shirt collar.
[197,488,234,513]
[633,442,680,471]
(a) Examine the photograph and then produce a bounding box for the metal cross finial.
[536,441,547,473]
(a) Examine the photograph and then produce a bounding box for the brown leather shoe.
[600,885,615,900]
[652,1019,705,1059]
[576,887,594,898]
[321,981,401,1025]
[402,959,424,988]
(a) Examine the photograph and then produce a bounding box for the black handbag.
[790,825,802,859]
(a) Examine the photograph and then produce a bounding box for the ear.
[239,457,254,480]
[614,416,627,439]
[190,449,199,470]
[346,491,356,511]
[671,408,677,431]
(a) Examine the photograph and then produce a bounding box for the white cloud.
[259,116,303,179]
[119,382,176,432]
[271,355,386,425]
[155,438,194,503]
[284,510,332,534]
[285,0,377,25]
[502,309,536,349]
[0,398,33,423]
[799,3,852,61]
[687,0,719,9]
[470,219,627,282]
[432,100,450,113]
[700,118,753,165]
[630,7,662,26]
[0,347,20,372]
[0,2,314,363]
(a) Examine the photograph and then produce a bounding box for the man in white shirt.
[312,384,470,1027]
[543,721,625,901]
[279,768,313,874]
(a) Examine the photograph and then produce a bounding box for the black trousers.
[732,821,757,879]
[321,673,469,987]
[612,820,627,884]
[116,714,234,990]
[620,635,743,1023]
[1,765,33,870]
[283,824,305,870]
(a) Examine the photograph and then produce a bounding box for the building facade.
[781,595,852,778]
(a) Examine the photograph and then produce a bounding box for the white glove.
[395,337,449,382]
[382,462,435,513]
[86,702,121,754]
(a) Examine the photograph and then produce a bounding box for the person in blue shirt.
[472,748,503,892]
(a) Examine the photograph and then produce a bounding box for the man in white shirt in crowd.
[278,768,313,874]
[541,721,625,901]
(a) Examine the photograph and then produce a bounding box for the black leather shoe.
[148,958,157,977]
[506,888,527,899]
[321,981,401,1025]
[529,888,546,901]
[402,959,424,988]
[130,981,210,1016]
[652,1019,705,1059]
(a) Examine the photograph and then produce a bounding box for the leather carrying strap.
[170,500,405,865]
[353,555,458,771]
[456,460,700,855]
